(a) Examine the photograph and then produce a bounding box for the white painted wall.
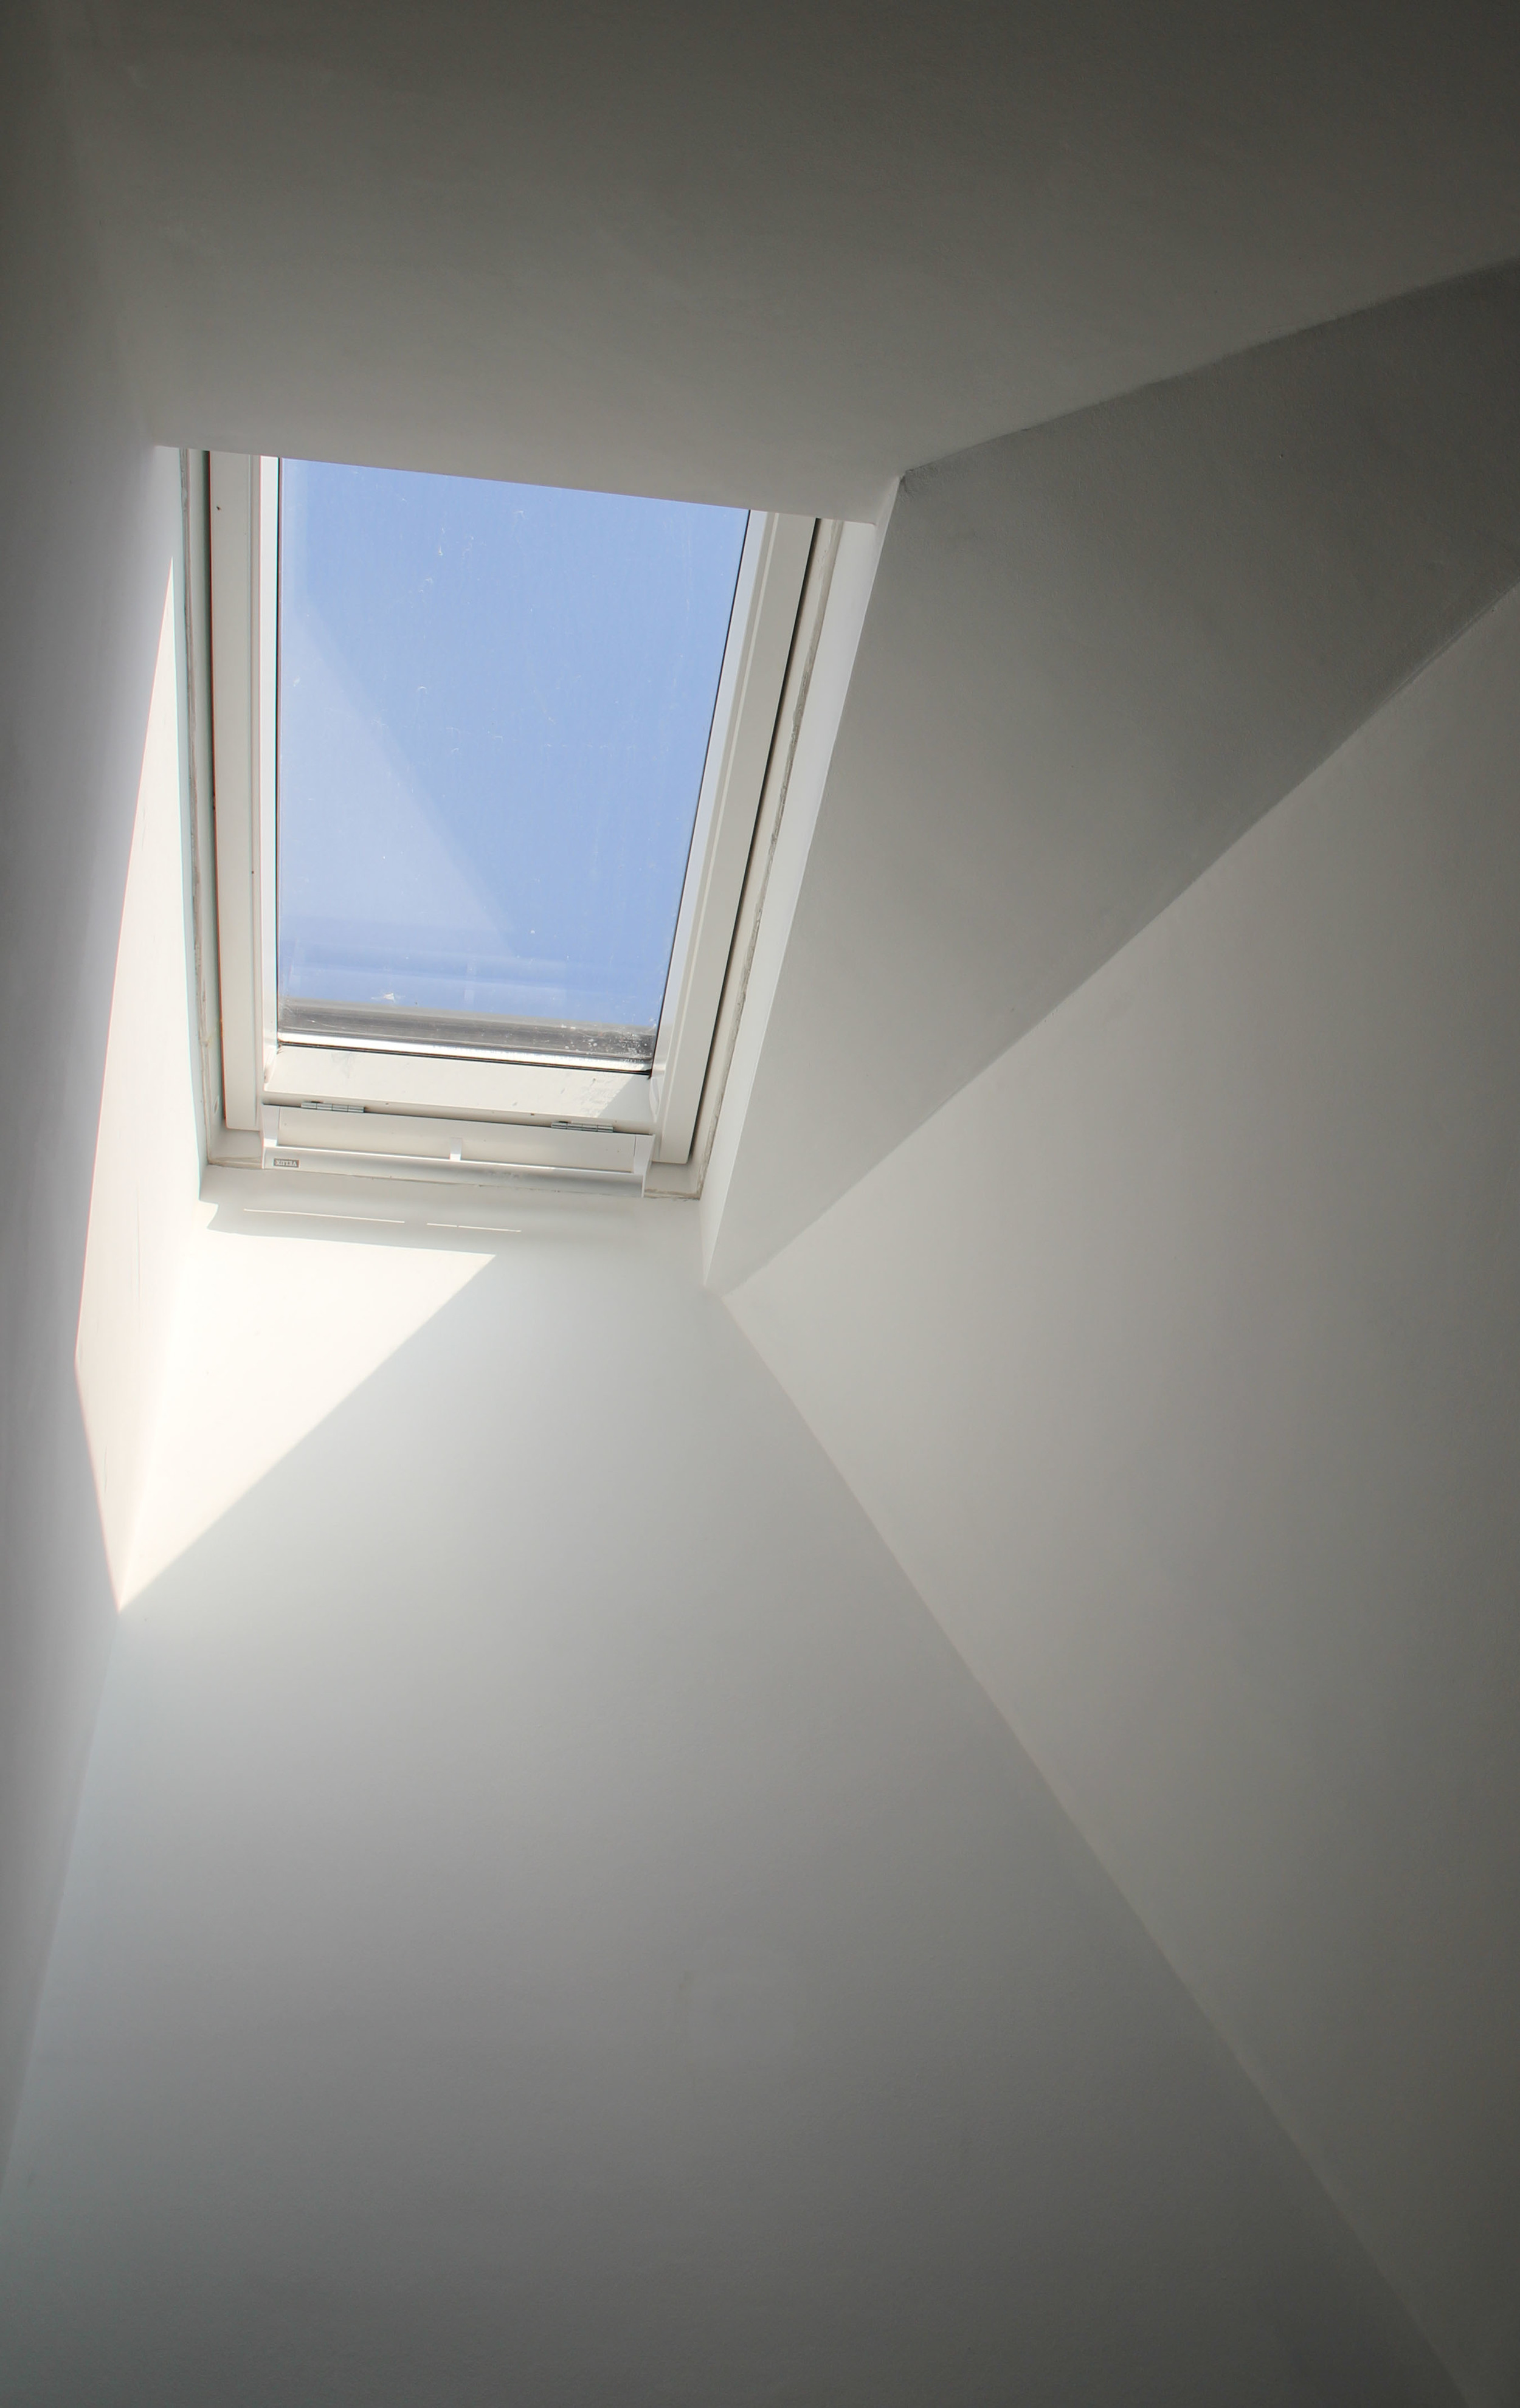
[730,585,1520,2405]
[0,3,188,2170]
[708,264,1520,1290]
[0,1192,1454,2404]
[5,7,1517,2395]
[125,1183,489,1601]
[75,559,203,1602]
[48,1,1520,514]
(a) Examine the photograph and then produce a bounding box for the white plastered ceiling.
[731,586,1520,2403]
[46,0,1520,513]
[707,262,1520,1286]
[4,1,1520,2401]
[0,1196,1457,2407]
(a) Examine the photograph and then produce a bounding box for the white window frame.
[198,452,817,1188]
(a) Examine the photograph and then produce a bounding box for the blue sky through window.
[276,461,748,1058]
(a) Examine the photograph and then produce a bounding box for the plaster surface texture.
[729,587,1520,2406]
[0,4,187,2174]
[75,562,203,1604]
[0,1197,1454,2407]
[708,263,1520,1287]
[46,0,1520,516]
[5,5,1520,2395]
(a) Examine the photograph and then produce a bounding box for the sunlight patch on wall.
[123,1211,489,1605]
[75,562,200,1605]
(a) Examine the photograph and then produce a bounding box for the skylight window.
[200,451,818,1186]
[276,463,749,1071]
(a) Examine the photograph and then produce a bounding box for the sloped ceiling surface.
[710,261,1520,1287]
[730,588,1520,2404]
[47,0,1520,512]
[6,5,1520,2404]
[0,1213,1457,2406]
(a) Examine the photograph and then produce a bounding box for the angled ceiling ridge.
[901,249,1520,488]
[705,258,1520,1291]
[724,576,1520,2403]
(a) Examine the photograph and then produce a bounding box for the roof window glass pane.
[275,461,748,1068]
